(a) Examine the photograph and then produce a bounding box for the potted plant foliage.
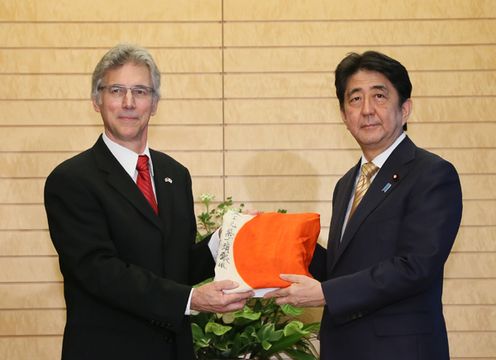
[192,194,320,359]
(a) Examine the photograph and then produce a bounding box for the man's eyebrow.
[371,84,388,92]
[346,87,362,97]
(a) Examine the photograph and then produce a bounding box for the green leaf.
[205,322,232,336]
[283,321,309,337]
[280,303,303,316]
[262,340,272,351]
[234,305,261,321]
[221,312,236,324]
[302,322,321,334]
[284,348,318,360]
[265,333,306,355]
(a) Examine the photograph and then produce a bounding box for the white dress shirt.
[341,132,406,237]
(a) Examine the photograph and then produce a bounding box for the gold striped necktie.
[349,162,379,218]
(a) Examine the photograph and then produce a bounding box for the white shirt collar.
[359,132,406,170]
[101,133,154,181]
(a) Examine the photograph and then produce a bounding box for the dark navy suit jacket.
[45,136,214,360]
[311,136,462,360]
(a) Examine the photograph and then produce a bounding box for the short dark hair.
[334,50,412,114]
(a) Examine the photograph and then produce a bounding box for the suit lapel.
[327,164,359,271]
[92,137,164,230]
[150,150,173,238]
[332,137,417,267]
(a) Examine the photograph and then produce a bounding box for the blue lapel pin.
[381,183,392,193]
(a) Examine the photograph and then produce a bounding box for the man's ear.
[401,98,412,124]
[340,109,350,130]
[92,97,101,113]
[150,99,159,116]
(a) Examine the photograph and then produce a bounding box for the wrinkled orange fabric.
[232,212,320,289]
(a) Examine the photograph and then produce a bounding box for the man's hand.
[191,280,254,313]
[264,274,325,307]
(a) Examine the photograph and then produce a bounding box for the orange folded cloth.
[215,211,320,295]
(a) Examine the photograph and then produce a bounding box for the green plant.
[192,194,320,359]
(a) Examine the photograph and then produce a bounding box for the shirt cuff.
[185,288,194,315]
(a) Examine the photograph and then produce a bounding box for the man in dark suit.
[44,44,253,360]
[265,51,462,359]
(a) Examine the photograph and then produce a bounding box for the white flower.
[200,193,215,202]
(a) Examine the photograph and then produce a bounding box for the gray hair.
[91,43,161,103]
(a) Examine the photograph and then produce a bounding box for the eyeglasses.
[98,85,155,99]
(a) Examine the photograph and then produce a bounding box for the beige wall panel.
[449,332,496,357]
[443,279,496,304]
[164,74,222,99]
[191,177,223,203]
[0,151,223,178]
[225,99,340,124]
[0,177,223,207]
[225,176,336,202]
[1,74,221,100]
[0,127,100,152]
[0,101,101,126]
[159,100,222,125]
[0,23,221,48]
[0,309,65,335]
[225,123,494,151]
[445,305,496,331]
[224,0,496,20]
[0,205,47,230]
[0,100,222,126]
[408,123,496,148]
[0,48,222,74]
[225,124,354,150]
[411,97,496,123]
[0,231,54,256]
[0,125,222,151]
[0,153,78,178]
[0,179,44,204]
[224,20,496,47]
[0,337,61,360]
[225,150,496,176]
[149,126,223,151]
[0,283,64,309]
[224,72,496,99]
[411,71,496,97]
[461,201,496,226]
[157,151,223,177]
[0,257,61,282]
[436,149,496,174]
[460,175,496,200]
[453,227,496,252]
[223,98,496,125]
[225,150,360,176]
[0,0,221,21]
[445,253,496,278]
[225,73,333,98]
[225,45,496,72]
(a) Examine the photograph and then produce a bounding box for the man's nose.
[361,97,374,115]
[122,89,135,108]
